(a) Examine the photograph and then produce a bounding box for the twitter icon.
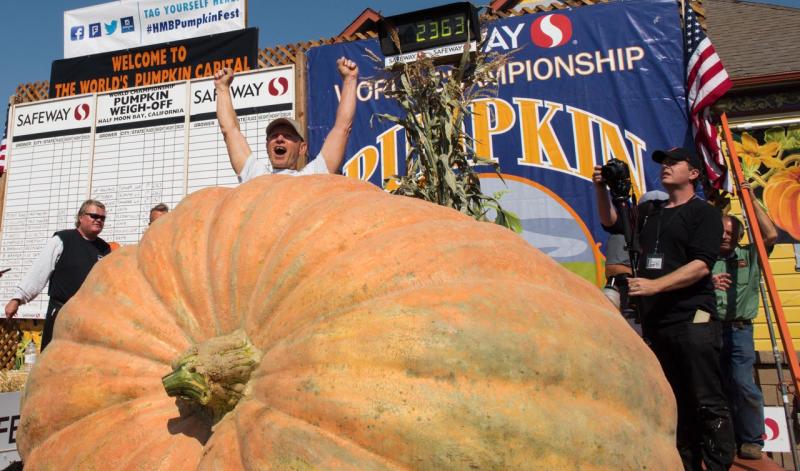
[104,20,117,35]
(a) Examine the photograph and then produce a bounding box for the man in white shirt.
[213,57,358,183]
[5,200,111,349]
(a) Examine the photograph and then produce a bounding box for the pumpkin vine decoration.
[713,126,800,240]
[366,33,522,233]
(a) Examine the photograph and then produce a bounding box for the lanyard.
[643,196,696,254]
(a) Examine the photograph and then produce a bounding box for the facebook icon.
[70,26,85,41]
[89,23,101,38]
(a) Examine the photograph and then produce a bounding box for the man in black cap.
[213,57,358,183]
[594,148,734,470]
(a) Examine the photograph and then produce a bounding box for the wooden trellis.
[13,81,49,104]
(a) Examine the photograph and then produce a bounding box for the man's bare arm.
[742,181,779,247]
[319,57,359,174]
[628,259,710,297]
[592,165,618,227]
[214,68,252,175]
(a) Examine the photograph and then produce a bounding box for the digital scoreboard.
[379,2,480,65]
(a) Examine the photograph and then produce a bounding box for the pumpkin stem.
[162,329,262,422]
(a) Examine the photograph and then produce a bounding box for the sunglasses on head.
[85,213,106,222]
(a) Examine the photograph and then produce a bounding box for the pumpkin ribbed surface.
[18,175,679,469]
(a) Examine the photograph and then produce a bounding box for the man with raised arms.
[213,57,358,182]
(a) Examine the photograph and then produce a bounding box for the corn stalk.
[368,36,521,232]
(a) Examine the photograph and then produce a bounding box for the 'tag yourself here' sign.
[64,0,246,59]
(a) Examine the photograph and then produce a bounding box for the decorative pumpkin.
[18,175,679,469]
[764,166,800,240]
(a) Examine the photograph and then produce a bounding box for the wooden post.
[720,112,800,397]
[294,53,308,169]
[0,96,14,236]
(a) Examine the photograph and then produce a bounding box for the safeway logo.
[765,417,780,440]
[74,103,91,120]
[268,77,289,96]
[530,14,572,48]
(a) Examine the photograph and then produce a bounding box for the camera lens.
[602,285,621,309]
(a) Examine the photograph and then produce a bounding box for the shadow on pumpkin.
[166,398,213,445]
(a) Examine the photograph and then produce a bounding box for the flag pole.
[720,112,800,410]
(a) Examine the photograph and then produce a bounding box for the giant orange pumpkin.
[18,175,679,469]
[764,166,800,240]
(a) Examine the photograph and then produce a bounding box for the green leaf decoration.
[369,31,519,233]
[785,126,800,150]
[764,127,786,144]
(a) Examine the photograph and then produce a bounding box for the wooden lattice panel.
[13,81,49,104]
[0,322,20,371]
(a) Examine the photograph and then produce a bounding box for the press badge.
[645,253,664,270]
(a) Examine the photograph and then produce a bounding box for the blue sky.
[1,0,799,115]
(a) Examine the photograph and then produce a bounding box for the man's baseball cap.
[266,118,305,141]
[652,147,703,170]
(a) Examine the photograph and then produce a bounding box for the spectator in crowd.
[712,181,778,460]
[594,147,734,470]
[149,203,169,225]
[4,200,111,350]
[214,57,358,183]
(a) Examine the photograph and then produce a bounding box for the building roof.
[339,8,382,37]
[705,0,800,87]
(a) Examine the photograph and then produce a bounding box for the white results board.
[0,65,295,318]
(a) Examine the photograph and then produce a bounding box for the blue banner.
[306,0,689,285]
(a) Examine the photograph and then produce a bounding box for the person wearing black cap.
[213,57,358,182]
[594,148,734,470]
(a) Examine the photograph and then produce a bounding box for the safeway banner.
[50,28,257,98]
[306,0,690,285]
[12,95,95,141]
[64,0,246,58]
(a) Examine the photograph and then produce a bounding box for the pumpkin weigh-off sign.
[17,176,681,469]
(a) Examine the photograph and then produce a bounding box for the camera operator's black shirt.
[607,197,722,328]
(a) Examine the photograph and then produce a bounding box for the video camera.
[600,158,641,321]
[600,158,632,200]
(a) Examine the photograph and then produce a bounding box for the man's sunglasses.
[85,213,106,222]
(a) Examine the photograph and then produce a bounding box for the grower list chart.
[0,66,295,318]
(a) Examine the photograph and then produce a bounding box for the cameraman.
[593,148,734,470]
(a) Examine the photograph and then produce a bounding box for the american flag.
[684,1,733,191]
[0,102,9,176]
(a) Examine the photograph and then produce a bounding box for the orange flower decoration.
[734,133,783,177]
